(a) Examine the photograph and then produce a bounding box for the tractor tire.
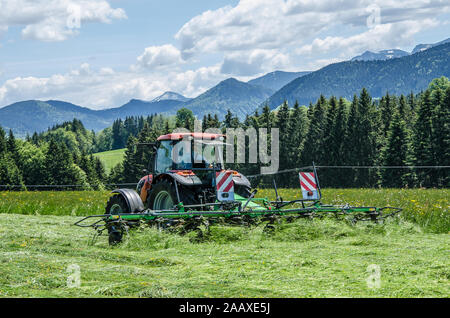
[105,195,129,245]
[108,229,123,245]
[235,185,252,198]
[148,180,179,210]
[105,194,129,214]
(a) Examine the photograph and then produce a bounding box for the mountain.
[411,37,450,54]
[264,42,450,109]
[248,71,311,91]
[100,98,185,119]
[152,91,191,103]
[182,78,274,119]
[0,97,186,137]
[0,100,110,137]
[351,49,409,61]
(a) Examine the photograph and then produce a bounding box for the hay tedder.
[75,132,401,245]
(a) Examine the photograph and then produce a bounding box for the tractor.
[105,132,252,216]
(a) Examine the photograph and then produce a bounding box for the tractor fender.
[154,173,203,186]
[111,188,145,212]
[233,174,251,188]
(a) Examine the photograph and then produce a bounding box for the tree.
[379,92,396,140]
[431,86,450,186]
[44,139,88,188]
[276,101,291,173]
[355,88,377,186]
[326,97,348,186]
[301,95,327,166]
[381,111,409,187]
[0,126,6,157]
[411,89,434,187]
[288,101,308,168]
[0,155,24,189]
[176,108,195,130]
[7,130,19,163]
[111,119,126,149]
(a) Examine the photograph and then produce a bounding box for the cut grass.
[93,148,126,173]
[0,214,448,297]
[0,188,448,297]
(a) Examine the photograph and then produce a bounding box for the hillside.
[248,71,311,91]
[0,93,187,137]
[100,98,184,119]
[0,100,111,137]
[264,42,450,108]
[183,78,274,119]
[93,148,126,173]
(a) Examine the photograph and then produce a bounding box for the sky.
[0,0,449,109]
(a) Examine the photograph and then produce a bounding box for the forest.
[0,76,448,189]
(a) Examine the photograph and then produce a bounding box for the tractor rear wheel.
[235,185,252,198]
[148,180,178,210]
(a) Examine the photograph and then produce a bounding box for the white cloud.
[175,0,450,58]
[135,44,183,70]
[0,63,227,109]
[1,0,450,110]
[221,49,291,76]
[296,18,439,57]
[0,0,126,42]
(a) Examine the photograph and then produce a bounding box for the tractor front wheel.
[105,194,129,214]
[105,195,129,245]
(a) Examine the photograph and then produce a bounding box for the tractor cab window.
[155,140,173,173]
[193,139,225,169]
[156,138,226,172]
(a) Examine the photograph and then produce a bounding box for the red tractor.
[105,132,252,215]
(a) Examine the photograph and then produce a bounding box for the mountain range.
[265,42,450,108]
[351,37,450,61]
[1,38,449,137]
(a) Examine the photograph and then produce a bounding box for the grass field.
[93,148,126,172]
[0,188,448,297]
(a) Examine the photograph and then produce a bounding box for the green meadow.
[0,188,448,297]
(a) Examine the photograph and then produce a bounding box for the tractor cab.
[154,132,225,173]
[134,132,252,210]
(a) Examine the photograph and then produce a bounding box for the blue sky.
[0,0,449,109]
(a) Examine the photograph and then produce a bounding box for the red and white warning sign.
[216,170,235,201]
[299,172,319,199]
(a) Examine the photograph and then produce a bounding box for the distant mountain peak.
[411,38,450,54]
[152,91,190,103]
[351,49,409,61]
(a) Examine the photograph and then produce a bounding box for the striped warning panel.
[299,172,317,191]
[216,171,234,193]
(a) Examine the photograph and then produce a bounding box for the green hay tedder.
[75,132,401,245]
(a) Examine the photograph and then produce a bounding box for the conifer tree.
[381,110,408,187]
[411,89,434,187]
[0,126,6,157]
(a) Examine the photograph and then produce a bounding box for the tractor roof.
[157,132,224,141]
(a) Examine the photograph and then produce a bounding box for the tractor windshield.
[155,138,225,173]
